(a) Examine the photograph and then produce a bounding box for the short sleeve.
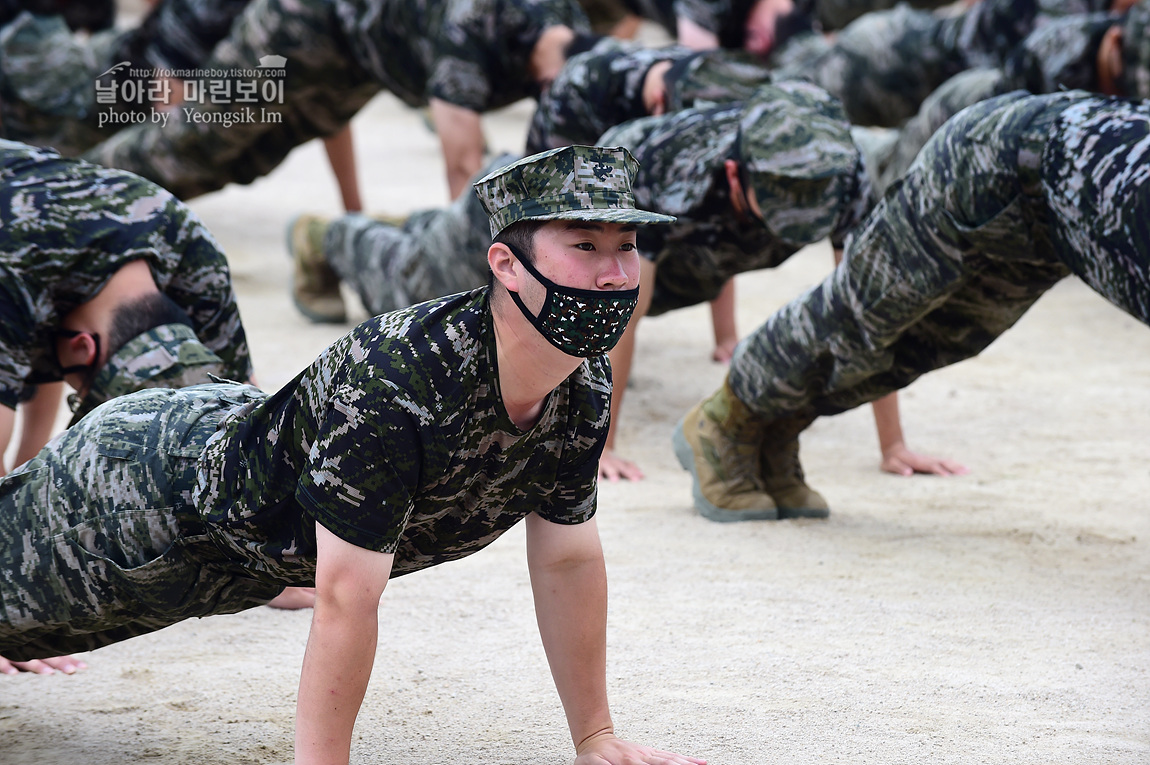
[426,55,492,112]
[294,384,425,553]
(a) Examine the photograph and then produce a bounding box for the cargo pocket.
[941,195,1041,264]
[58,506,193,620]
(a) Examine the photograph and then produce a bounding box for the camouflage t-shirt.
[117,0,254,71]
[0,140,251,409]
[528,38,690,154]
[334,0,590,112]
[195,288,609,582]
[527,40,772,154]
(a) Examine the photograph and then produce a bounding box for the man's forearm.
[295,604,379,765]
[529,544,613,747]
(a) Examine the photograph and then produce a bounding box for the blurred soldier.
[0,139,251,478]
[82,0,591,204]
[675,90,1150,520]
[291,81,964,485]
[0,0,367,218]
[768,0,1041,127]
[859,1,1150,196]
[527,39,775,153]
[0,0,254,156]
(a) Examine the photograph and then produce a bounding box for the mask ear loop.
[502,242,555,335]
[54,328,101,412]
[501,239,640,355]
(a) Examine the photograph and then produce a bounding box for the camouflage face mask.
[504,243,639,358]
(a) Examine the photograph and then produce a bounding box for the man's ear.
[488,242,520,294]
[67,332,99,367]
[1097,24,1125,96]
[724,159,747,216]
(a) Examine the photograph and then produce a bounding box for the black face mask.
[504,243,639,358]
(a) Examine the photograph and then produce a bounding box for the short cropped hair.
[492,219,546,264]
[105,291,194,360]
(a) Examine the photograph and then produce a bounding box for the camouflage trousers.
[325,154,513,315]
[82,0,381,200]
[0,384,281,660]
[0,13,130,156]
[728,91,1150,421]
[773,0,1037,127]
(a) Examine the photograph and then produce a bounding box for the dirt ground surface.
[2,70,1149,765]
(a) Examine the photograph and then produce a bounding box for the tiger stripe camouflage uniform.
[0,0,253,156]
[727,91,1150,432]
[768,0,1043,127]
[599,81,872,316]
[321,81,869,318]
[82,0,589,200]
[527,39,773,154]
[0,12,129,156]
[0,139,251,412]
[0,287,610,658]
[856,2,1150,196]
[324,154,514,316]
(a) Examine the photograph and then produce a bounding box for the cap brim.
[518,207,677,227]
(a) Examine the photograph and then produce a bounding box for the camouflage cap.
[70,322,229,424]
[736,80,859,246]
[1122,1,1150,99]
[473,145,676,237]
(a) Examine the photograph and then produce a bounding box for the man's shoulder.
[338,290,490,404]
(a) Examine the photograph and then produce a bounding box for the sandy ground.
[2,74,1150,765]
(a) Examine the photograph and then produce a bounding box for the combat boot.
[287,214,347,324]
[672,379,778,522]
[759,417,830,519]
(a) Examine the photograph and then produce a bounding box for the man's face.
[514,221,641,315]
[744,0,796,57]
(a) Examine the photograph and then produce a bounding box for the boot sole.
[672,419,779,523]
[777,505,831,520]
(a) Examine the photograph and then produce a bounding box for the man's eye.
[575,242,595,251]
[619,242,636,251]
